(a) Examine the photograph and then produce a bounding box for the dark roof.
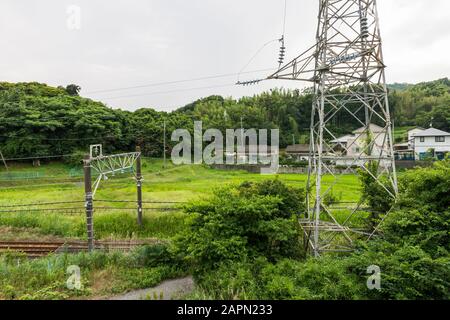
[286,144,310,153]
[234,145,277,154]
[286,144,332,154]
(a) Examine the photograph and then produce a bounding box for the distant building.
[285,144,310,161]
[329,124,390,166]
[413,128,450,160]
[407,127,425,150]
[285,144,332,161]
[394,127,425,161]
[394,142,413,160]
[229,145,279,164]
[329,135,353,155]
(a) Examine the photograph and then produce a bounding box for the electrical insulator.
[360,17,369,39]
[278,37,286,65]
[236,79,263,86]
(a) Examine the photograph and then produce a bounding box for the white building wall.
[408,128,424,149]
[346,132,388,157]
[336,132,389,167]
[414,136,450,160]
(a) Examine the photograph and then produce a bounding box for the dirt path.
[110,276,194,300]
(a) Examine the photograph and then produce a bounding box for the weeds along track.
[0,240,159,258]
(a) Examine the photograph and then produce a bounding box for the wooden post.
[136,147,143,227]
[83,154,94,252]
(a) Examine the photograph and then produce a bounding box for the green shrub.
[346,161,450,299]
[348,242,450,300]
[62,150,87,167]
[174,180,305,274]
[380,161,450,257]
[188,163,450,300]
[131,243,187,270]
[358,162,395,225]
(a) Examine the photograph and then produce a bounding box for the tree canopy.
[0,78,448,160]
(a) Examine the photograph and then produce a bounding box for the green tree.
[65,84,81,96]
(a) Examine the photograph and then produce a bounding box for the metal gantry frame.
[268,0,398,256]
[90,152,141,197]
[83,146,143,251]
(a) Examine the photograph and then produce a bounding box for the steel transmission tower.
[268,0,398,256]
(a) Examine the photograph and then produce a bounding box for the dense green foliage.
[1,78,448,160]
[183,163,449,300]
[358,161,395,227]
[381,161,449,258]
[390,78,450,131]
[173,180,305,274]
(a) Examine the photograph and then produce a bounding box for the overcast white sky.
[0,0,449,111]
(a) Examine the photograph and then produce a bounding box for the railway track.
[0,240,158,258]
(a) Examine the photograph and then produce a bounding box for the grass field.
[0,159,362,240]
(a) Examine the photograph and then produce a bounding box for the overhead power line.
[0,207,179,213]
[94,199,186,204]
[85,68,275,95]
[1,154,76,161]
[0,199,184,208]
[237,40,279,84]
[100,83,237,101]
[0,201,84,208]
[0,135,116,141]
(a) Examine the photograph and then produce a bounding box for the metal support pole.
[83,154,94,252]
[163,120,167,169]
[136,147,143,227]
[0,150,8,171]
[314,87,325,257]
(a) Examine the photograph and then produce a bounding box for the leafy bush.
[348,161,450,299]
[347,241,450,300]
[188,163,450,300]
[174,180,305,274]
[358,162,396,227]
[131,243,186,270]
[62,150,87,167]
[323,190,341,206]
[376,161,450,259]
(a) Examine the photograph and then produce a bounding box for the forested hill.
[0,78,448,160]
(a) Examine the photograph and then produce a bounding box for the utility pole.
[163,119,167,169]
[0,150,8,171]
[240,116,244,145]
[136,146,143,227]
[83,154,94,252]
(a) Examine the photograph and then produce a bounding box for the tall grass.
[0,211,189,240]
[0,247,187,300]
[0,160,363,239]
